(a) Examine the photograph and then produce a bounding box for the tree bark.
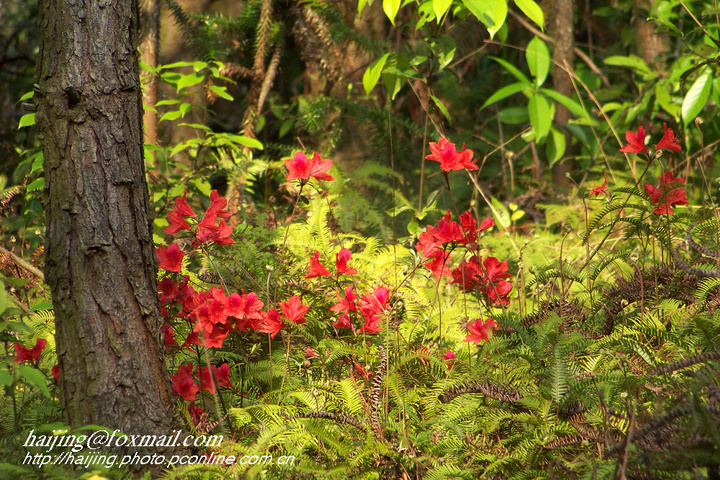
[35,0,189,469]
[550,0,575,187]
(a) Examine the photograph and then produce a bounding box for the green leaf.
[159,110,184,122]
[430,94,451,122]
[462,0,507,38]
[0,369,12,387]
[526,36,550,87]
[541,88,593,122]
[383,0,401,25]
[26,177,44,192]
[17,365,51,398]
[18,113,35,129]
[363,53,391,96]
[160,61,196,70]
[18,91,34,102]
[546,127,566,166]
[682,68,712,126]
[514,0,544,30]
[433,0,453,20]
[490,56,532,86]
[604,55,651,76]
[482,82,527,109]
[498,106,529,124]
[192,61,208,72]
[528,93,553,141]
[208,85,234,101]
[174,72,204,92]
[155,99,182,107]
[490,196,511,230]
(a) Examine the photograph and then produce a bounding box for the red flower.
[655,123,681,152]
[589,175,608,198]
[332,313,354,331]
[280,295,310,324]
[305,251,331,278]
[336,248,358,275]
[464,318,498,344]
[644,171,689,215]
[358,314,382,334]
[426,138,478,171]
[442,350,456,360]
[305,348,320,358]
[198,363,232,394]
[207,190,232,219]
[164,210,191,235]
[424,248,451,280]
[285,152,334,182]
[354,363,371,379]
[51,364,59,384]
[451,256,482,291]
[175,193,196,217]
[256,309,285,339]
[330,287,358,313]
[171,363,199,401]
[478,217,495,232]
[620,126,648,154]
[162,323,178,349]
[156,243,184,272]
[13,339,47,363]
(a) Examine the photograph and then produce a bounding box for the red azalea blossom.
[589,175,608,198]
[280,295,310,324]
[442,350,456,360]
[198,363,232,394]
[330,287,358,314]
[644,171,689,215]
[451,256,482,291]
[358,314,382,334]
[655,123,682,152]
[336,248,358,275]
[354,363,371,379]
[52,364,59,384]
[256,309,285,339]
[162,323,178,349]
[171,363,199,401]
[285,152,334,182]
[13,338,47,363]
[305,348,320,358]
[332,313,354,331]
[478,217,495,232]
[464,318,498,344]
[426,138,478,171]
[305,251,331,279]
[620,126,648,154]
[187,404,205,426]
[156,243,184,272]
[175,193,196,217]
[164,210,191,235]
[424,248,451,280]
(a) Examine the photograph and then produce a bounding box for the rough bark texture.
[35,0,188,464]
[550,0,575,186]
[140,0,160,147]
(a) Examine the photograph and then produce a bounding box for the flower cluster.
[305,248,358,279]
[285,151,334,183]
[425,138,478,172]
[13,338,47,364]
[163,190,234,249]
[644,171,689,215]
[170,362,233,401]
[620,123,681,155]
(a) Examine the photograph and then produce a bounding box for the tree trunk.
[550,0,575,187]
[35,0,189,469]
[140,0,160,148]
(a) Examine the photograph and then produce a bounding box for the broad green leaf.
[462,0,507,38]
[159,61,196,70]
[490,196,511,230]
[604,55,651,75]
[192,61,208,72]
[30,152,44,173]
[514,0,544,30]
[432,36,456,71]
[430,94,451,121]
[209,85,234,101]
[498,106,529,124]
[481,82,527,109]
[383,0,401,25]
[526,36,550,87]
[18,113,35,129]
[159,110,184,122]
[0,369,12,387]
[682,68,712,126]
[17,365,51,398]
[363,53,391,96]
[655,83,680,118]
[382,72,404,100]
[528,93,553,141]
[174,72,204,92]
[546,127,566,166]
[433,0,453,20]
[490,56,532,86]
[541,88,594,122]
[18,91,33,102]
[358,0,372,15]
[155,99,182,107]
[27,177,44,192]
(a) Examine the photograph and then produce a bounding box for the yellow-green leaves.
[462,0,507,39]
[682,67,712,127]
[514,0,544,30]
[526,36,550,87]
[363,53,390,96]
